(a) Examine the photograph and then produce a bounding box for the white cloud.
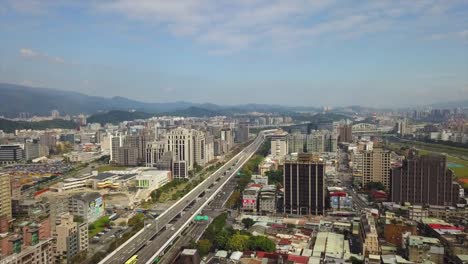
[19,48,39,58]
[429,29,468,42]
[8,1,468,53]
[92,0,467,53]
[19,48,65,64]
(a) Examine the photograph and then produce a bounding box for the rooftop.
[408,236,441,247]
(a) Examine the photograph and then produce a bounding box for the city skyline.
[0,1,467,107]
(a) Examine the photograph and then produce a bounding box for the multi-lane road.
[99,130,275,264]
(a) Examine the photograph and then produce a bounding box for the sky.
[0,0,467,107]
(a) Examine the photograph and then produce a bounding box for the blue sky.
[0,0,467,107]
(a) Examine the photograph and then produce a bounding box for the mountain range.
[0,83,321,117]
[0,82,466,117]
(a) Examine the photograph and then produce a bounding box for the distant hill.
[87,110,155,124]
[0,82,321,117]
[0,118,77,133]
[0,83,199,116]
[168,106,223,117]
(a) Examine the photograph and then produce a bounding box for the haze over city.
[1,0,467,107]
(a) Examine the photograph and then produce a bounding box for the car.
[98,232,105,236]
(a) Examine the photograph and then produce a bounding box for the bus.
[125,255,138,264]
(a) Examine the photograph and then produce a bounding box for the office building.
[0,174,12,220]
[166,127,194,178]
[390,153,460,206]
[338,124,352,143]
[0,145,24,165]
[283,154,325,215]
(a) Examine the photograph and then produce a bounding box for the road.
[337,147,367,212]
[99,130,274,264]
[157,178,238,264]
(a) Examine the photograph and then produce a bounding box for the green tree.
[265,170,283,185]
[215,229,231,249]
[247,236,276,252]
[226,191,241,208]
[228,233,250,251]
[128,213,145,229]
[197,239,212,256]
[242,218,255,229]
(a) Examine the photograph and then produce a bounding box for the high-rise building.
[0,174,12,219]
[305,131,337,153]
[287,133,306,153]
[146,140,167,167]
[117,146,139,166]
[361,148,391,189]
[109,135,123,162]
[124,134,147,163]
[270,130,288,163]
[235,124,249,143]
[324,132,338,152]
[306,131,324,153]
[39,132,57,150]
[220,128,234,151]
[193,130,207,167]
[283,154,325,215]
[390,153,460,206]
[351,152,364,185]
[166,127,194,178]
[338,124,353,143]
